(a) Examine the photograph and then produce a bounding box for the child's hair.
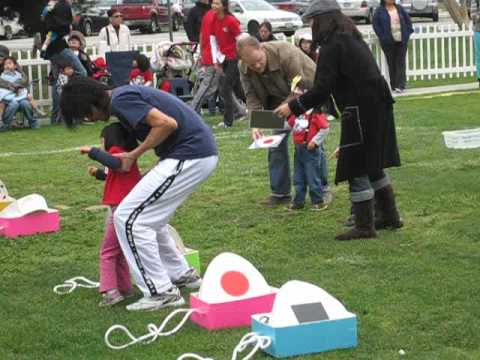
[1,56,18,69]
[134,54,150,72]
[101,122,138,152]
[57,58,74,72]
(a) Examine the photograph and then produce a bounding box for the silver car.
[337,0,380,24]
[399,0,439,22]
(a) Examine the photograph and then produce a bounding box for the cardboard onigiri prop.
[169,224,201,273]
[251,280,357,357]
[105,252,277,350]
[0,180,15,212]
[0,194,60,238]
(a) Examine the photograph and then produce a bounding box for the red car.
[112,0,170,33]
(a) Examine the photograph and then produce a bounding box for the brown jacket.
[239,41,316,110]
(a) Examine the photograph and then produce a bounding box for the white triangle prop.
[0,194,51,218]
[198,252,272,304]
[168,224,186,253]
[269,280,354,328]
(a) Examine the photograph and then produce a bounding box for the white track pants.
[114,155,218,296]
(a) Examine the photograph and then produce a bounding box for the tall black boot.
[335,200,377,241]
[374,185,403,230]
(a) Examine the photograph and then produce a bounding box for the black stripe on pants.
[124,160,184,296]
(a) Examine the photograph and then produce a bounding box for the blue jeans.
[1,99,38,129]
[293,144,324,205]
[319,144,329,191]
[50,48,87,124]
[349,171,390,202]
[268,129,291,197]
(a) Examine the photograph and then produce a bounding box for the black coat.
[185,2,210,42]
[289,33,401,184]
[44,0,73,59]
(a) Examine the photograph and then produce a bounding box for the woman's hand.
[251,128,263,140]
[214,63,223,74]
[274,103,292,118]
[329,147,340,160]
[79,146,92,154]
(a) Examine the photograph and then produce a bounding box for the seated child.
[80,122,142,306]
[56,59,75,96]
[286,110,330,211]
[129,54,153,87]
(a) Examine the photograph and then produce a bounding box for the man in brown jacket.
[238,36,321,205]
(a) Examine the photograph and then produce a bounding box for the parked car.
[266,0,309,16]
[0,13,24,40]
[72,0,118,37]
[337,0,379,24]
[399,0,438,22]
[181,0,196,28]
[229,0,302,36]
[112,0,182,33]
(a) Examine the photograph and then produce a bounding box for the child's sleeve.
[95,168,107,181]
[311,113,330,146]
[88,147,122,170]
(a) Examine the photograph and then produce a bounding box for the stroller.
[150,41,198,102]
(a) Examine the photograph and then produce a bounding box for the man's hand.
[329,147,340,160]
[80,146,92,154]
[88,166,98,177]
[307,141,317,151]
[251,128,263,140]
[114,152,137,172]
[274,103,292,118]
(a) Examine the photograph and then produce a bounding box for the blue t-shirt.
[111,86,218,160]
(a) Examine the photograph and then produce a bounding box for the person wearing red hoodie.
[209,0,245,128]
[190,8,246,118]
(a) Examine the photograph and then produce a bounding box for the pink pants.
[99,208,132,293]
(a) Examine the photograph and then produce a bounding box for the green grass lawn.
[1,92,480,360]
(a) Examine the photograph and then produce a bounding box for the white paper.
[249,134,287,150]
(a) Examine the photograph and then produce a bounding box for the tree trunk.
[443,0,470,29]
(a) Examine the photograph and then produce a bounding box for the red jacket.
[200,10,216,65]
[211,13,241,61]
[288,112,329,145]
[103,146,142,206]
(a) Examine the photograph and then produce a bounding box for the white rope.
[231,332,272,360]
[53,276,99,295]
[105,308,197,350]
[177,332,271,360]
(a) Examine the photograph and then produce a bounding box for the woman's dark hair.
[101,122,138,152]
[134,54,151,72]
[60,77,111,128]
[259,21,273,33]
[220,0,232,15]
[311,10,363,46]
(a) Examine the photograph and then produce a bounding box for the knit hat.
[68,31,87,50]
[302,0,341,21]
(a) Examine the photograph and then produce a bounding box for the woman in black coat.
[373,0,413,92]
[275,0,403,241]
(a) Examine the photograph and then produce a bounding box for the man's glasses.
[113,14,123,18]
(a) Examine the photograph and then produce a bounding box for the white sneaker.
[126,286,185,311]
[173,268,202,289]
[213,122,230,129]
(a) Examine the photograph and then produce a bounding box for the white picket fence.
[9,23,479,112]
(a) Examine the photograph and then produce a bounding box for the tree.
[0,1,47,35]
[443,0,470,29]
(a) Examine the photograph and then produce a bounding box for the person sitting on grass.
[129,54,153,87]
[0,56,39,132]
[80,122,142,307]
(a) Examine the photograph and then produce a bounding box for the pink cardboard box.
[0,210,60,238]
[189,292,276,330]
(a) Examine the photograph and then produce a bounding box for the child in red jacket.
[80,122,142,306]
[287,110,330,210]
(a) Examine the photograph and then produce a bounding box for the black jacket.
[185,2,210,42]
[44,0,73,59]
[290,33,401,183]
